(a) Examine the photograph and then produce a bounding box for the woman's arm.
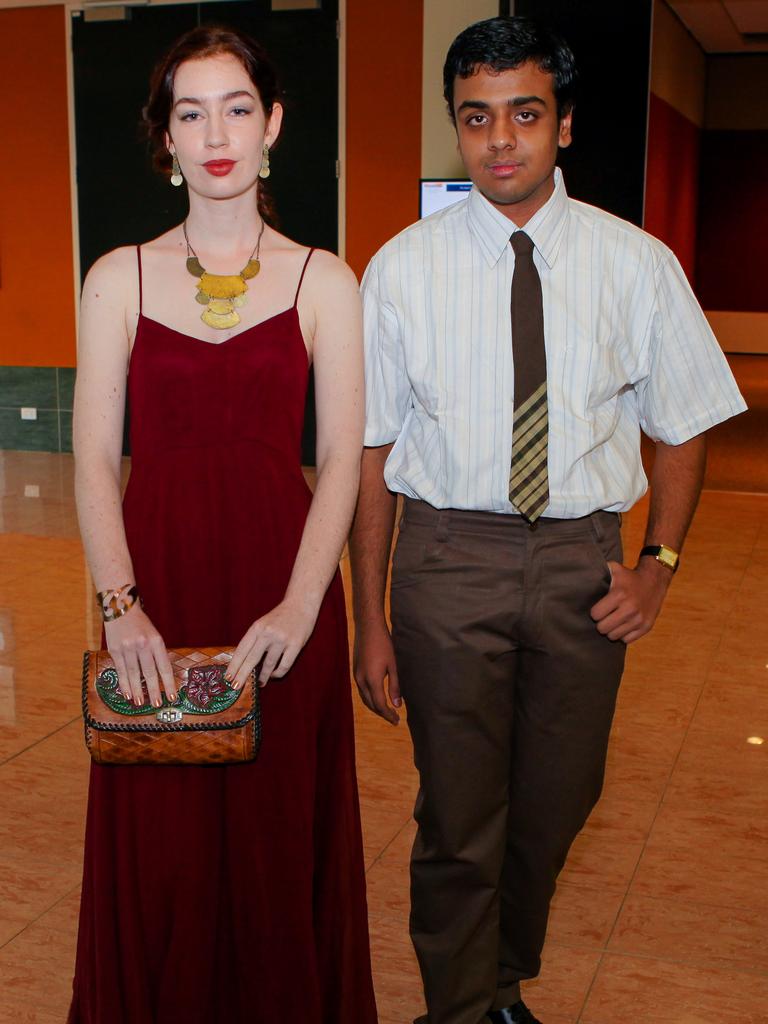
[228,252,364,687]
[74,248,175,705]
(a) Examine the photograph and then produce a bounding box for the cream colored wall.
[421,0,497,179]
[705,312,768,355]
[651,0,705,125]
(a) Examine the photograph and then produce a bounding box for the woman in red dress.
[70,26,377,1023]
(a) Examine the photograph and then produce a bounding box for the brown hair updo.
[142,25,282,224]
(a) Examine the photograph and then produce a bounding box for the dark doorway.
[512,0,652,227]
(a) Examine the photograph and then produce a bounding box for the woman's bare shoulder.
[137,224,182,256]
[263,225,305,254]
[304,248,360,293]
[83,225,181,302]
[85,244,137,279]
[262,227,358,290]
[81,245,139,307]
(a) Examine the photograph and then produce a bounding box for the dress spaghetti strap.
[136,245,143,314]
[293,248,315,307]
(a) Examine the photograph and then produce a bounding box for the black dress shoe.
[487,1001,542,1024]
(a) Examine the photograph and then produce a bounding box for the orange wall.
[345,0,423,279]
[0,0,419,367]
[0,6,76,367]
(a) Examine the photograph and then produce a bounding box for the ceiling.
[666,0,768,51]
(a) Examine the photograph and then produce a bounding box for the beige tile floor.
[1,449,767,1023]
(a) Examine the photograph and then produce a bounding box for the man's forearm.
[591,432,707,643]
[642,434,707,558]
[349,444,397,627]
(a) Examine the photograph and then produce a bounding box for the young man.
[350,16,745,1024]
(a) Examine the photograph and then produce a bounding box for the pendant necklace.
[183,219,265,330]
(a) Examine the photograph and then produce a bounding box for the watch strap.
[639,544,679,573]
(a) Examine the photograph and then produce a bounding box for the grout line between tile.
[56,369,62,453]
[0,879,82,953]
[365,815,414,876]
[700,487,768,497]
[576,514,765,1020]
[601,887,768,916]
[549,939,768,978]
[0,716,81,768]
[11,615,89,657]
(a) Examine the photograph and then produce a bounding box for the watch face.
[658,546,678,569]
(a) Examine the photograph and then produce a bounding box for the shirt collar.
[466,166,570,270]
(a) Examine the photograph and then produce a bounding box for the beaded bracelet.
[96,584,141,623]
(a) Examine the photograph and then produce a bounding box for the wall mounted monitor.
[419,179,472,218]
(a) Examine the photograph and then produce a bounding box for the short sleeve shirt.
[361,169,746,516]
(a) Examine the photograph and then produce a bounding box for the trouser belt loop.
[435,510,451,543]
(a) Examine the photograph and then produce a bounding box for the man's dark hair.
[443,15,577,122]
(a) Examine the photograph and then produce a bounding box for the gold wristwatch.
[639,544,679,573]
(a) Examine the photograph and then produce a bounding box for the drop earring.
[258,144,270,180]
[170,153,183,187]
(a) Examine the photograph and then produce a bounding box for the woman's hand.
[105,606,175,707]
[227,600,318,689]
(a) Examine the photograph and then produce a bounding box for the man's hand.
[353,619,402,725]
[590,559,673,644]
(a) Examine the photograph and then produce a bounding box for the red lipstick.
[203,160,236,176]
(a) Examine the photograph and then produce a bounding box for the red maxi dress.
[68,248,378,1024]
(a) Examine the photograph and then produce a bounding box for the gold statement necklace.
[183,220,265,330]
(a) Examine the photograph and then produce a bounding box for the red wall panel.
[644,92,701,283]
[696,130,768,312]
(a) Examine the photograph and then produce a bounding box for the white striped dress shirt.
[361,169,746,517]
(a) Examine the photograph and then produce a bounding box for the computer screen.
[419,179,472,218]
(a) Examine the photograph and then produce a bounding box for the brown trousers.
[390,499,626,1024]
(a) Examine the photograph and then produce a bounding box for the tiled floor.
[1,449,767,1023]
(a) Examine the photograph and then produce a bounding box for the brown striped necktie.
[508,231,549,522]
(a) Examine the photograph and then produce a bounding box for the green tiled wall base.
[0,367,75,452]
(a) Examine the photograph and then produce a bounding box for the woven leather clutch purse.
[82,648,260,765]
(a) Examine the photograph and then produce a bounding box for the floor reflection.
[0,449,767,1022]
